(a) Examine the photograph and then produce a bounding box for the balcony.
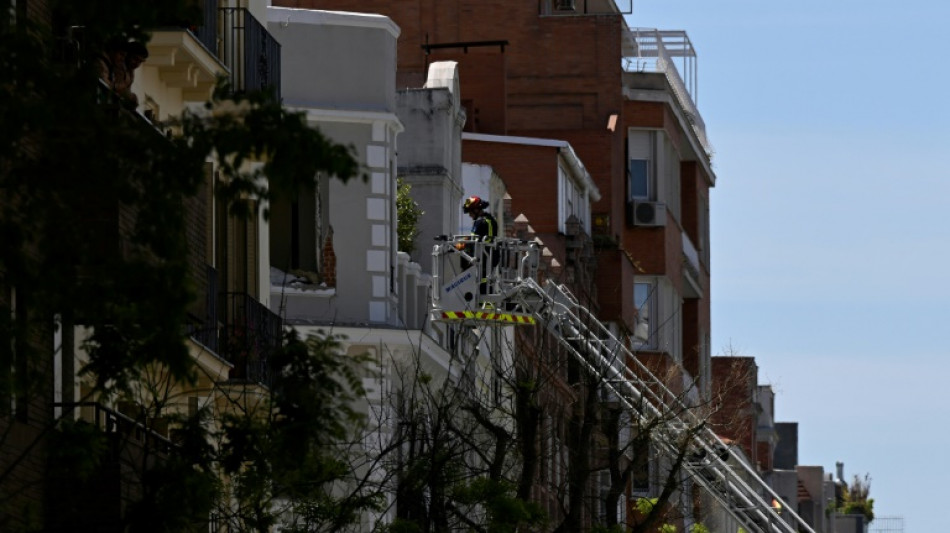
[186,265,282,384]
[622,29,710,158]
[220,7,281,96]
[192,0,220,53]
[147,22,227,102]
[49,402,175,530]
[221,291,283,384]
[56,401,174,454]
[149,2,281,99]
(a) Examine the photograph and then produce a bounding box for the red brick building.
[710,356,760,467]
[277,1,717,529]
[278,0,715,395]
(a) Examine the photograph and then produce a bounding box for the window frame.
[557,163,591,233]
[627,129,657,202]
[633,279,658,350]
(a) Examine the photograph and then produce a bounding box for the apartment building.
[265,7,504,529]
[281,0,714,379]
[273,0,712,527]
[0,1,302,529]
[3,1,826,531]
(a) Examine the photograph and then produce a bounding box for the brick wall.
[710,357,758,465]
[462,140,560,232]
[278,0,623,131]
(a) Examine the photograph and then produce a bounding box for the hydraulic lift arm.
[431,237,814,533]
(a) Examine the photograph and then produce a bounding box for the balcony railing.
[222,291,282,384]
[220,7,281,96]
[185,265,281,384]
[538,0,632,15]
[55,401,175,455]
[187,264,220,353]
[192,0,220,54]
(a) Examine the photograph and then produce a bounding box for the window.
[634,281,656,349]
[628,159,649,199]
[628,130,656,201]
[634,278,683,360]
[632,431,651,493]
[558,164,590,233]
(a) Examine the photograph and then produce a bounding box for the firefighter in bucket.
[459,196,499,295]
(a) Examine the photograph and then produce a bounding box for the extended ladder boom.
[432,238,815,533]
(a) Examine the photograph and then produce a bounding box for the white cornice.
[267,6,401,39]
[463,132,567,149]
[462,133,601,202]
[285,106,405,133]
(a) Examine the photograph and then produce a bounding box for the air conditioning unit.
[627,200,666,227]
[556,0,576,11]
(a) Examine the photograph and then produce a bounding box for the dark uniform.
[462,196,499,295]
[470,210,497,243]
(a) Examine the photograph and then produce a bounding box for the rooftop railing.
[538,0,632,16]
[623,29,711,158]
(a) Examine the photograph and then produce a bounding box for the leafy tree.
[215,332,381,531]
[0,0,370,530]
[396,178,423,254]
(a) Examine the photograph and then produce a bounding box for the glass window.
[558,164,590,233]
[628,129,655,201]
[628,159,649,200]
[632,431,651,492]
[634,281,656,348]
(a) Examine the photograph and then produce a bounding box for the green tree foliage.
[1,0,359,393]
[216,332,379,531]
[451,478,545,533]
[396,178,423,254]
[0,0,372,529]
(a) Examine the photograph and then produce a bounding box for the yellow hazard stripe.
[439,311,536,325]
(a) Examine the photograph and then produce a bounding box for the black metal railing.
[186,264,220,353]
[155,0,220,56]
[55,401,175,455]
[222,292,282,384]
[191,0,220,54]
[220,7,281,96]
[185,267,281,385]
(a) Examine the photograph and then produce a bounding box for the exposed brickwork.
[322,227,336,287]
[463,140,560,232]
[682,299,701,378]
[431,50,507,134]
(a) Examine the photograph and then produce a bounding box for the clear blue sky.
[628,1,950,530]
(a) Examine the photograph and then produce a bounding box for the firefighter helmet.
[463,196,489,213]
